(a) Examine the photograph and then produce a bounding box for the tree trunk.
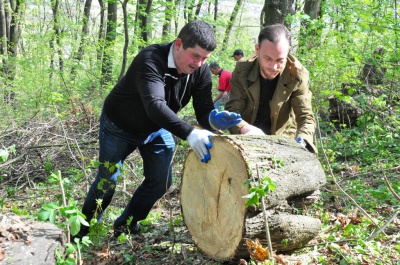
[96,0,106,62]
[221,0,243,51]
[71,0,92,77]
[184,0,200,22]
[194,0,203,18]
[162,0,174,39]
[183,0,191,21]
[8,0,22,57]
[260,0,295,27]
[181,135,326,262]
[71,0,92,76]
[2,0,24,102]
[213,0,218,31]
[304,0,322,19]
[101,0,117,86]
[136,0,153,49]
[118,0,129,82]
[51,0,64,72]
[174,0,181,35]
[299,0,323,53]
[0,0,8,59]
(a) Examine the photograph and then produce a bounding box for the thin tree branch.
[0,152,27,169]
[367,211,399,241]
[315,111,378,227]
[256,164,274,263]
[383,174,400,202]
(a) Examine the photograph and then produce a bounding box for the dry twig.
[315,114,378,227]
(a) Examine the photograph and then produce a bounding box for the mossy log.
[180,135,326,262]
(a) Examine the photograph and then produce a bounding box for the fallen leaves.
[245,239,312,265]
[0,247,4,261]
[246,238,269,262]
[89,247,125,265]
[335,213,362,229]
[0,214,32,244]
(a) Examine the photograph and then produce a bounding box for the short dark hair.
[258,24,291,47]
[177,20,216,51]
[232,49,244,56]
[209,61,219,69]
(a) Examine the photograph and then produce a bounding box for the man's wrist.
[237,121,248,134]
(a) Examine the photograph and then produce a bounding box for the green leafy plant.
[6,186,15,197]
[0,148,9,163]
[37,170,92,264]
[242,176,276,207]
[37,171,89,236]
[242,165,277,264]
[0,145,15,163]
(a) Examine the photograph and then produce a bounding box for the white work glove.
[186,129,215,163]
[244,126,265,135]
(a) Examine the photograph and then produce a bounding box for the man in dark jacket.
[74,20,241,240]
[231,49,244,61]
[225,24,317,153]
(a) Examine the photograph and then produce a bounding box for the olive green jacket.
[225,53,317,153]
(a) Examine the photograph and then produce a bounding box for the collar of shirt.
[168,43,176,69]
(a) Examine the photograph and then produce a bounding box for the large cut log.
[180,135,326,262]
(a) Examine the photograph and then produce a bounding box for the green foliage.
[170,213,183,227]
[0,145,15,163]
[6,186,16,197]
[141,211,162,226]
[37,171,89,236]
[242,176,276,207]
[1,0,399,264]
[0,148,9,163]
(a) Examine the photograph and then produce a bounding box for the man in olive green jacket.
[225,24,317,153]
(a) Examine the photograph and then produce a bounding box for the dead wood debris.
[0,116,98,195]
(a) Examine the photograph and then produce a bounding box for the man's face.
[210,67,219,75]
[233,54,243,61]
[173,38,212,74]
[255,38,290,80]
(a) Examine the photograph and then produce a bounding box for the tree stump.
[180,135,326,262]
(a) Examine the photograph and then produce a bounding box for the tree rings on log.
[181,135,326,261]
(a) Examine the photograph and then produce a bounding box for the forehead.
[185,44,212,57]
[259,38,290,56]
[260,37,290,47]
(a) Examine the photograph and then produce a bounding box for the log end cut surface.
[181,136,248,261]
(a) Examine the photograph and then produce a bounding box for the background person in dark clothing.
[74,20,241,240]
[231,49,244,61]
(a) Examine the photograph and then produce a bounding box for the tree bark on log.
[180,135,326,262]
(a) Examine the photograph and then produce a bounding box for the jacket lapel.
[270,61,295,132]
[246,60,261,123]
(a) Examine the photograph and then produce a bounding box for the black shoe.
[113,222,140,238]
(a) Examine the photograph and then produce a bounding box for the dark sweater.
[104,42,214,140]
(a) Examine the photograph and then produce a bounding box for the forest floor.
[75,174,399,265]
[0,117,399,265]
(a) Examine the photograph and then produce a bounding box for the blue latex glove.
[296,136,307,148]
[209,109,242,130]
[187,129,215,163]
